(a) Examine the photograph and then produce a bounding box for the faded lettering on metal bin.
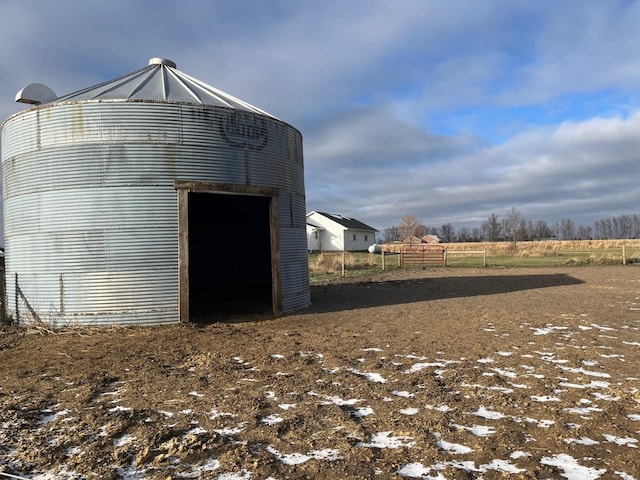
[220,111,268,150]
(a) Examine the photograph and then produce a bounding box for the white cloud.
[1,0,640,239]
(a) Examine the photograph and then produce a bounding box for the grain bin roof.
[50,57,276,118]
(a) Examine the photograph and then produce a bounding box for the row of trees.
[383,209,640,243]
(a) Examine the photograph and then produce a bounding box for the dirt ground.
[1,266,639,479]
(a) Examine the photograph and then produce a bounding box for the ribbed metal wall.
[2,101,310,326]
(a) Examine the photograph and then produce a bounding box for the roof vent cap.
[148,58,176,68]
[15,83,57,105]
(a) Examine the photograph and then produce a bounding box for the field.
[1,265,640,479]
[309,239,640,280]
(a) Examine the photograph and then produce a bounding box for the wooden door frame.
[175,180,281,322]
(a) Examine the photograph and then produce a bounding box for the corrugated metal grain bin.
[1,58,310,326]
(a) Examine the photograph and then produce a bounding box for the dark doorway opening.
[188,192,273,320]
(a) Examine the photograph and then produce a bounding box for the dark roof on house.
[314,212,378,232]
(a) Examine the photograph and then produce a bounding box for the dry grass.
[308,252,378,275]
[308,240,640,281]
[382,239,640,258]
[445,239,640,256]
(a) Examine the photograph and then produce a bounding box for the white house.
[306,211,378,252]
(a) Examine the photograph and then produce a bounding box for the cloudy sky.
[2,0,640,237]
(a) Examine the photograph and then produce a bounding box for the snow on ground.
[1,315,639,479]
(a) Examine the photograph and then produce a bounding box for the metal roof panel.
[50,58,277,118]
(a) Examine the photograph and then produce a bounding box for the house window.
[314,231,318,239]
[353,234,357,241]
[365,235,368,242]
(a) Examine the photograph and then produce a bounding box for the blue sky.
[2,0,640,237]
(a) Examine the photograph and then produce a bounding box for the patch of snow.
[471,406,505,420]
[358,431,415,449]
[214,425,245,437]
[508,382,529,389]
[532,325,568,335]
[398,463,440,478]
[113,434,135,447]
[399,407,419,415]
[591,323,615,331]
[614,472,636,480]
[487,386,514,393]
[353,406,374,418]
[603,434,638,447]
[266,446,310,465]
[435,438,474,454]
[467,424,496,437]
[558,366,611,378]
[425,404,454,412]
[564,436,599,445]
[208,409,235,419]
[563,406,604,415]
[347,368,387,383]
[404,362,445,373]
[308,449,342,461]
[592,392,620,401]
[490,367,518,378]
[38,409,69,424]
[108,405,132,413]
[537,419,555,428]
[540,454,606,480]
[531,395,561,402]
[278,403,296,410]
[260,414,283,425]
[480,459,526,473]
[308,391,363,406]
[559,380,611,389]
[391,390,415,398]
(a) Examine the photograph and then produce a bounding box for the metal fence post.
[15,273,19,326]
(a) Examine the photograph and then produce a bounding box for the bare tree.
[617,215,633,239]
[560,218,576,240]
[531,220,553,240]
[483,213,502,241]
[398,214,425,241]
[383,225,400,243]
[577,225,592,240]
[457,226,471,242]
[439,223,455,243]
[503,207,524,243]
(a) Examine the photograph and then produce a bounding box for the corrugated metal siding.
[278,190,310,312]
[2,100,309,326]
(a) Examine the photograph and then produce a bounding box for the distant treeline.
[382,210,640,243]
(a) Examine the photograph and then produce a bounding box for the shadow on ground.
[307,273,584,314]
